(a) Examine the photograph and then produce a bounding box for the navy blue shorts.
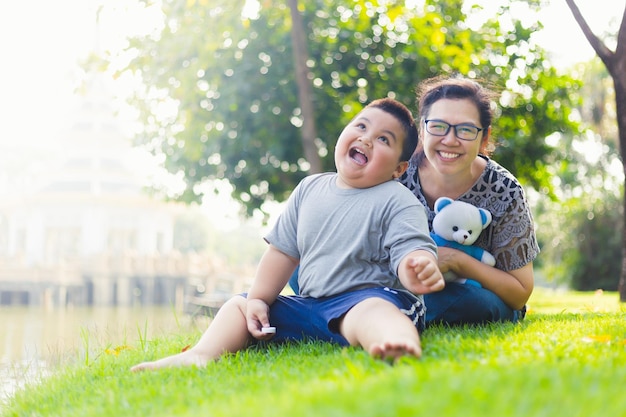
[244,287,425,346]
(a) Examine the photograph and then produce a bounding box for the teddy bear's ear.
[479,208,492,229]
[434,197,454,213]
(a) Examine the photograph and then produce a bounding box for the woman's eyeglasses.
[424,120,484,141]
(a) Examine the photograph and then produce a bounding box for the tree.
[288,0,321,174]
[531,64,623,291]
[565,0,626,300]
[106,0,580,222]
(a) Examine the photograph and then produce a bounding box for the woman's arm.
[437,246,534,310]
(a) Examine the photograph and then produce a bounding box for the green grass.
[3,289,626,417]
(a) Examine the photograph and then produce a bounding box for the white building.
[0,73,198,307]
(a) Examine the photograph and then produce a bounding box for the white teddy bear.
[430,197,496,287]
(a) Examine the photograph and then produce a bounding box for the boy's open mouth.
[349,148,368,165]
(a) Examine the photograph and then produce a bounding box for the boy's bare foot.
[130,350,208,372]
[369,340,422,362]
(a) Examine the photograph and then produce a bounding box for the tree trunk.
[287,0,322,174]
[615,76,626,301]
[566,0,626,300]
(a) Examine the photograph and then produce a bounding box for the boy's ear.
[392,161,409,179]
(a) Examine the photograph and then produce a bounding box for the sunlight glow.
[0,0,623,223]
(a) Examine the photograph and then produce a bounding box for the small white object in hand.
[261,327,276,334]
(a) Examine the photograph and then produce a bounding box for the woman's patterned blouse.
[399,154,540,271]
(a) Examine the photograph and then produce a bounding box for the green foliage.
[536,191,623,291]
[104,0,580,219]
[4,290,625,417]
[569,196,623,291]
[533,62,622,290]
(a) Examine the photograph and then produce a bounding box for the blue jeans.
[424,282,525,327]
[289,267,524,327]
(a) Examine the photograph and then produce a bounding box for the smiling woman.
[399,75,539,326]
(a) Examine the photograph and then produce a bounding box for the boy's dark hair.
[366,98,418,162]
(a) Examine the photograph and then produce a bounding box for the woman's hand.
[435,246,463,277]
[435,246,534,310]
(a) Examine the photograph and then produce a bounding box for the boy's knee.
[341,297,399,331]
[223,294,247,312]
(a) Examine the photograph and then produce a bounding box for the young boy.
[131,98,444,371]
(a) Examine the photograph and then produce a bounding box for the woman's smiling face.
[421,98,487,176]
[334,107,408,189]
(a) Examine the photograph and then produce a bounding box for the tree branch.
[564,0,615,70]
[616,4,626,58]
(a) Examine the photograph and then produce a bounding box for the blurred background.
[0,0,623,400]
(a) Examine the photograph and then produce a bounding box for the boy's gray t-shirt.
[264,172,436,299]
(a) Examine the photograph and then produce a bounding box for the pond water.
[0,305,210,404]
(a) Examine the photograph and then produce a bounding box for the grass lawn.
[2,288,625,417]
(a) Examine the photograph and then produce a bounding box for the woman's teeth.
[439,151,460,159]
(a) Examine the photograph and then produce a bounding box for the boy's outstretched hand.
[399,253,445,294]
